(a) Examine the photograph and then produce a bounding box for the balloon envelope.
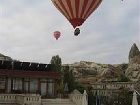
[51,0,102,28]
[54,31,61,40]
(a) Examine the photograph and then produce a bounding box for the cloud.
[0,0,139,64]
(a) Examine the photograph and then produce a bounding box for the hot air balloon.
[51,0,102,36]
[54,31,61,40]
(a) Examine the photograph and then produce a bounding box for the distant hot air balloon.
[51,0,102,36]
[54,31,61,40]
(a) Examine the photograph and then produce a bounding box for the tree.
[75,82,85,93]
[50,55,63,97]
[118,74,130,82]
[63,66,75,93]
[50,55,62,72]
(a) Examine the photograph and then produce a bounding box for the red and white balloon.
[53,31,61,40]
[51,0,102,28]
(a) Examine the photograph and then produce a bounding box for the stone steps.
[42,99,75,105]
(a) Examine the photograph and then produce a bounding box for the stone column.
[38,78,41,94]
[28,79,30,93]
[5,77,8,93]
[11,78,13,93]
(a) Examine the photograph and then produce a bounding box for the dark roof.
[0,60,55,71]
[0,60,60,78]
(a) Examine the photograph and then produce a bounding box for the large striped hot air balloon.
[51,0,102,36]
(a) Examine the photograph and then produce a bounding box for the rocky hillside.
[64,61,126,84]
[64,43,140,83]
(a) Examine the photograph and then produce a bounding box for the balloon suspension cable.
[74,28,80,36]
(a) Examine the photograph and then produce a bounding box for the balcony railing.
[0,94,41,105]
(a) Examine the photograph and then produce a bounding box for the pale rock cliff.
[125,43,140,81]
[64,43,140,83]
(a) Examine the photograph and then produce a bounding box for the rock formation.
[64,43,140,83]
[129,43,140,64]
[125,43,140,81]
[65,61,123,84]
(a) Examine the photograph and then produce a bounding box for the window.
[41,83,47,96]
[13,78,22,90]
[0,77,6,89]
[47,79,54,96]
[24,82,29,92]
[30,79,37,93]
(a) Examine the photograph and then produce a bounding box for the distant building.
[91,82,136,96]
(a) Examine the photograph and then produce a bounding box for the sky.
[0,0,139,64]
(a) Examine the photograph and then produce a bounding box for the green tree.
[50,55,63,96]
[63,66,87,94]
[118,74,130,82]
[75,82,85,93]
[63,66,75,93]
[50,55,62,72]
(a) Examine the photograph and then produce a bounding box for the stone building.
[91,82,136,96]
[0,60,61,97]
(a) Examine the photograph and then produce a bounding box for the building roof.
[0,69,60,79]
[0,60,61,79]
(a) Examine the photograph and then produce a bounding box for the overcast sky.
[0,0,139,64]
